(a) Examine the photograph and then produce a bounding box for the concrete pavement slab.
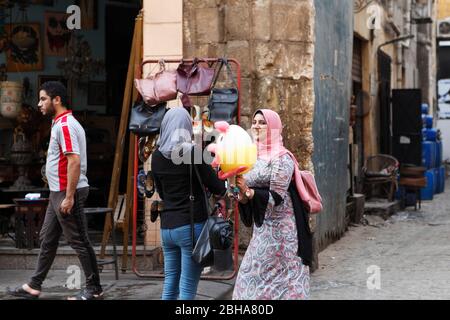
[310,180,450,300]
[0,269,235,300]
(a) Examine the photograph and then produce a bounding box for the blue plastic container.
[424,128,438,141]
[435,167,442,194]
[435,141,442,167]
[424,115,433,129]
[422,103,429,114]
[421,169,435,200]
[422,128,427,141]
[434,167,440,194]
[422,141,436,169]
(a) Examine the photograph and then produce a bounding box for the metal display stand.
[131,58,241,280]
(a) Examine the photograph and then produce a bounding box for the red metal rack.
[132,58,241,280]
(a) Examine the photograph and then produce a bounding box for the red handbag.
[176,58,215,107]
[134,60,177,106]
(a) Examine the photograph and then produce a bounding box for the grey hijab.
[157,107,193,160]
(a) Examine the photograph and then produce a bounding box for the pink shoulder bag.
[293,169,323,214]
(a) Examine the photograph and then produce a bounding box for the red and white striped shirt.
[45,111,89,192]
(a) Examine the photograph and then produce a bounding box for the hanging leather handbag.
[128,101,168,136]
[134,60,177,106]
[208,58,239,123]
[177,58,215,108]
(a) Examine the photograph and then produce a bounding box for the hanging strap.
[189,148,195,249]
[181,58,204,108]
[189,146,216,249]
[211,58,238,89]
[193,163,213,216]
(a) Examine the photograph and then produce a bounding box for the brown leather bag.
[134,60,177,106]
[176,58,215,107]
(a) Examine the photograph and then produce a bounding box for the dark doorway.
[105,3,140,116]
[105,2,140,195]
[352,37,365,194]
[378,51,392,155]
[391,89,422,166]
[438,45,450,81]
[353,82,364,193]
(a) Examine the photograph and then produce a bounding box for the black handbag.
[189,156,233,270]
[192,216,233,269]
[208,58,239,123]
[129,101,167,136]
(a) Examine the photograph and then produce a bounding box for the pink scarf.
[254,109,322,214]
[254,109,287,162]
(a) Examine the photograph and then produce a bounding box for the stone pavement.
[0,268,235,300]
[3,180,449,300]
[310,178,450,300]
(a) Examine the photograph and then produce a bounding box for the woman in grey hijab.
[157,107,193,161]
[151,107,226,300]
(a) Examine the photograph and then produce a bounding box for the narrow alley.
[311,178,450,300]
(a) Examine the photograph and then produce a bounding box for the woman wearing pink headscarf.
[231,109,312,300]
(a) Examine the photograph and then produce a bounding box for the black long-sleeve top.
[238,182,313,267]
[151,146,226,229]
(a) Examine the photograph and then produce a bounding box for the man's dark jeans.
[28,187,102,292]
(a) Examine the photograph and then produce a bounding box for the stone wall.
[183,0,316,246]
[184,0,315,167]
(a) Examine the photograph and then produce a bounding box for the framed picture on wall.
[88,81,106,105]
[44,11,72,56]
[76,0,98,30]
[5,23,44,72]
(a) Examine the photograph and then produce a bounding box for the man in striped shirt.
[8,81,103,300]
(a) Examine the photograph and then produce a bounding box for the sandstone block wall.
[183,0,316,246]
[184,0,316,170]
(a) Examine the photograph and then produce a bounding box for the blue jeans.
[160,222,205,300]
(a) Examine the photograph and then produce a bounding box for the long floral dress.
[232,154,310,300]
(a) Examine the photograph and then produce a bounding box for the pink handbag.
[134,60,177,106]
[293,169,323,214]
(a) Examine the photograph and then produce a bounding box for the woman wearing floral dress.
[232,109,311,300]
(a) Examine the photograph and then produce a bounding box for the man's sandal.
[7,286,40,299]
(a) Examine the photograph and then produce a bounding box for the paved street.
[0,269,235,300]
[1,180,449,300]
[310,178,450,300]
